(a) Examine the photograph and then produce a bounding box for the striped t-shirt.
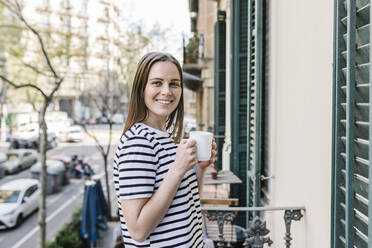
[113,123,205,247]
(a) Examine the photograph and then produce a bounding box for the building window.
[332,0,370,247]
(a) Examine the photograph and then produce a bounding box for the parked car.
[0,178,40,229]
[3,149,38,174]
[13,123,39,140]
[96,116,109,124]
[66,125,84,142]
[112,114,124,124]
[10,132,57,151]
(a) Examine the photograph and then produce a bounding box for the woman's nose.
[160,84,171,95]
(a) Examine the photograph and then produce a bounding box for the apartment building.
[20,0,122,119]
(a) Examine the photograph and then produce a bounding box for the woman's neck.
[142,117,167,132]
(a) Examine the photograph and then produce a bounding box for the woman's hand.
[173,139,199,175]
[198,137,217,169]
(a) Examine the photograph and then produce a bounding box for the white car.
[0,179,40,229]
[66,125,84,142]
[3,149,38,174]
[112,113,124,124]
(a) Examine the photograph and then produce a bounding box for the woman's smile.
[156,99,173,105]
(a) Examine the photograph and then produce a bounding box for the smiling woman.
[113,52,217,247]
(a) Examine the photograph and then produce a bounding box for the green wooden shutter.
[246,0,264,217]
[231,0,249,226]
[214,11,226,171]
[231,0,265,226]
[332,0,370,247]
[261,0,270,205]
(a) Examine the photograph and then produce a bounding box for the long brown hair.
[121,52,184,142]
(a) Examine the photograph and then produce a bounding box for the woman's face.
[144,61,182,124]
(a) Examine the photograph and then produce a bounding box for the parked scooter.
[71,155,94,179]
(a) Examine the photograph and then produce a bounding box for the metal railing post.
[283,209,303,248]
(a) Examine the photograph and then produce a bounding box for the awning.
[183,72,203,91]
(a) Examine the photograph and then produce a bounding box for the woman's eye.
[170,82,180,87]
[152,81,161,86]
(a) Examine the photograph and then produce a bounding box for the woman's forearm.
[122,166,184,242]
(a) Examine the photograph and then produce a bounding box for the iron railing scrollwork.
[202,206,305,248]
[244,216,273,248]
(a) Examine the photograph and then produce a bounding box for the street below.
[0,124,122,248]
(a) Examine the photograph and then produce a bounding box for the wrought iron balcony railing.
[201,206,306,248]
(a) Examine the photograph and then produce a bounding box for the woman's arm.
[121,139,198,242]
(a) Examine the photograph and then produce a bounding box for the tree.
[77,72,125,219]
[0,1,63,248]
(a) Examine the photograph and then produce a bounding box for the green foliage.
[185,35,199,61]
[46,207,83,248]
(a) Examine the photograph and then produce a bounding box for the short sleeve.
[115,135,157,200]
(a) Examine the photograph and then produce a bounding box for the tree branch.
[4,0,60,80]
[20,61,51,78]
[77,122,105,155]
[47,77,64,101]
[7,48,52,77]
[0,75,47,98]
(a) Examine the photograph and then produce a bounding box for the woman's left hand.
[198,137,217,169]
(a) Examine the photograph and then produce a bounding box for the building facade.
[187,0,369,247]
[15,0,122,119]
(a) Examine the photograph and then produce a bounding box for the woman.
[113,52,216,247]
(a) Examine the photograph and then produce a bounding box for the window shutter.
[261,0,270,206]
[246,0,264,219]
[231,0,249,226]
[332,0,370,247]
[214,11,226,171]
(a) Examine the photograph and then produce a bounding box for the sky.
[120,0,191,62]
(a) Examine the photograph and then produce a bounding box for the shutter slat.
[343,24,369,46]
[341,43,369,64]
[341,2,370,27]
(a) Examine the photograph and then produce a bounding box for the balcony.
[201,206,305,248]
[183,35,205,83]
[201,169,306,248]
[183,35,199,65]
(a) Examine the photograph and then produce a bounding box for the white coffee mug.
[189,131,213,161]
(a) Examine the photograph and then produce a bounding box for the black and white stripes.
[113,123,204,247]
